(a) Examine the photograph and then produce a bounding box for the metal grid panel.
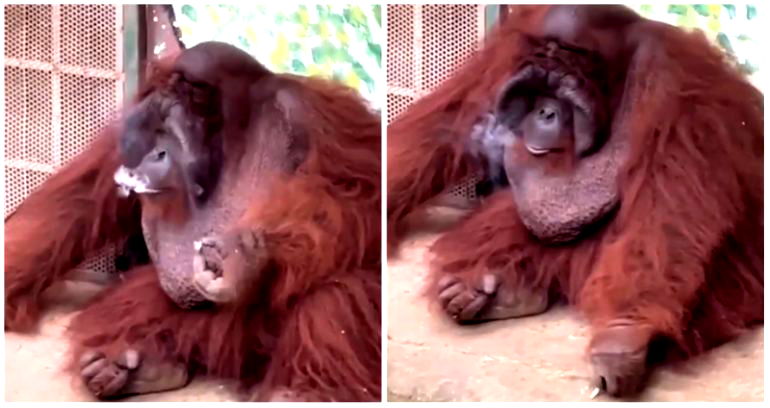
[386,4,485,123]
[386,93,414,124]
[5,67,53,165]
[420,5,484,92]
[386,4,415,90]
[446,174,482,202]
[4,5,52,61]
[60,5,118,70]
[386,4,486,205]
[4,4,124,276]
[60,73,121,161]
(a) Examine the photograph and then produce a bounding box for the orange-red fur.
[388,5,762,360]
[5,59,381,401]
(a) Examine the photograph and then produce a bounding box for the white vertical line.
[108,4,125,274]
[19,6,30,197]
[20,6,28,183]
[115,4,124,109]
[413,4,422,96]
[2,6,11,216]
[380,7,388,401]
[477,4,486,47]
[51,4,62,168]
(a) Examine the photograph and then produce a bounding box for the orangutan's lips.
[526,145,550,156]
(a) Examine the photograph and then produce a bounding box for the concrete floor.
[387,233,764,402]
[5,306,239,402]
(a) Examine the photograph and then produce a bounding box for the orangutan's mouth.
[114,166,162,197]
[525,144,551,156]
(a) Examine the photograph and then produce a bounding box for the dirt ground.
[387,232,764,402]
[5,305,239,402]
[5,231,763,402]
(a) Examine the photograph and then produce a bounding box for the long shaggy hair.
[6,49,381,401]
[388,4,762,360]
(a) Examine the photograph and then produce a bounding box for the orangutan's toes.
[80,349,140,399]
[437,272,550,322]
[589,322,652,397]
[447,289,490,321]
[80,349,190,398]
[80,350,105,371]
[437,274,492,323]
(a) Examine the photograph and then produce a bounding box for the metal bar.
[122,5,143,102]
[163,4,185,49]
[115,5,124,106]
[137,5,148,87]
[5,158,55,174]
[387,85,417,98]
[484,4,501,33]
[4,58,124,79]
[146,4,184,61]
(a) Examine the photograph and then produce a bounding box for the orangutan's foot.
[437,272,549,323]
[80,349,189,399]
[589,320,653,397]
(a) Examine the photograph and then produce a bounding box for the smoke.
[468,112,516,188]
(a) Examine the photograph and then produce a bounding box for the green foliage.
[747,5,757,19]
[723,5,737,18]
[692,4,711,17]
[180,5,197,22]
[172,4,382,105]
[632,4,761,81]
[667,5,689,15]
